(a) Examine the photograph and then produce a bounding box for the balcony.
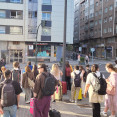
[89,25,94,30]
[85,19,89,24]
[84,26,88,31]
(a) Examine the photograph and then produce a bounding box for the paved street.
[4,59,117,117]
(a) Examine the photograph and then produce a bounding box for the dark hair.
[25,65,31,72]
[115,60,117,64]
[38,63,47,72]
[4,69,11,79]
[91,64,99,72]
[66,63,70,68]
[86,64,89,67]
[79,65,84,71]
[32,64,38,77]
[27,61,31,65]
[74,65,79,70]
[13,61,19,68]
[106,63,117,72]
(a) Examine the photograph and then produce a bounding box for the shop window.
[10,10,23,19]
[0,10,6,18]
[10,26,23,35]
[0,0,6,1]
[42,12,51,20]
[42,27,51,36]
[0,26,5,34]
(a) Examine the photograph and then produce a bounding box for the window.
[95,21,97,25]
[104,28,107,33]
[42,27,51,36]
[42,12,51,20]
[99,19,101,24]
[42,0,51,5]
[109,16,112,22]
[104,8,108,13]
[108,27,112,32]
[96,2,98,6]
[104,18,107,23]
[95,12,98,16]
[13,41,20,45]
[90,13,94,18]
[99,9,102,15]
[109,5,113,11]
[10,0,22,3]
[0,0,6,2]
[0,26,5,34]
[10,11,23,19]
[28,11,37,18]
[0,10,6,18]
[10,26,23,34]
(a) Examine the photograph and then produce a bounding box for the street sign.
[91,48,95,52]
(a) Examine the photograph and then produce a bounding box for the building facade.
[74,0,117,59]
[0,0,74,63]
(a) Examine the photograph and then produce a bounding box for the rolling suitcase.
[55,85,62,101]
[30,98,34,115]
[62,81,67,94]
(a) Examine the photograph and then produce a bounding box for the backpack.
[92,73,107,95]
[65,67,71,77]
[42,73,56,96]
[74,72,81,87]
[12,70,21,83]
[83,69,91,82]
[1,81,16,107]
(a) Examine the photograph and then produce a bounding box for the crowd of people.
[0,60,116,117]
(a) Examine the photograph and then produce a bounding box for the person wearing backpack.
[0,70,22,117]
[33,63,58,117]
[84,64,105,117]
[70,65,81,104]
[12,61,21,84]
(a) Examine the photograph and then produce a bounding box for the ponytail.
[106,63,117,73]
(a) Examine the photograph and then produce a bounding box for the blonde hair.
[51,64,60,77]
[106,63,117,72]
[1,66,6,73]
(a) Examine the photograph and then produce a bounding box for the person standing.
[33,63,58,117]
[32,64,38,82]
[65,63,71,90]
[27,61,33,70]
[22,66,35,104]
[0,70,22,117]
[70,65,81,104]
[101,63,117,117]
[85,55,89,65]
[0,66,6,83]
[84,64,104,117]
[77,54,80,65]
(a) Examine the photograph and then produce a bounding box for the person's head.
[66,63,70,68]
[27,61,31,66]
[51,64,59,76]
[25,65,31,73]
[4,70,11,79]
[74,65,79,70]
[13,61,19,68]
[105,63,117,73]
[86,64,90,69]
[38,63,47,73]
[115,60,117,64]
[91,64,99,72]
[1,66,6,73]
[32,64,37,72]
[66,61,69,65]
[79,65,84,71]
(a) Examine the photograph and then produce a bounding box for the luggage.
[30,98,34,115]
[55,85,62,101]
[49,109,61,117]
[62,81,67,94]
[74,88,82,100]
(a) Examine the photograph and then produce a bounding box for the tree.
[66,45,73,51]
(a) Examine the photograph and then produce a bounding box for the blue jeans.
[2,105,17,117]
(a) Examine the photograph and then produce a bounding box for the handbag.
[106,81,115,95]
[26,73,35,88]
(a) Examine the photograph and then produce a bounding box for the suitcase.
[62,81,67,94]
[55,85,62,101]
[74,88,82,100]
[49,109,61,117]
[30,98,34,115]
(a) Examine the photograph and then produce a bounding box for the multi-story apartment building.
[74,0,117,59]
[0,0,74,63]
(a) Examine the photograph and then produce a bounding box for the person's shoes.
[25,101,30,104]
[109,115,115,117]
[52,100,56,102]
[69,99,74,103]
[101,111,107,116]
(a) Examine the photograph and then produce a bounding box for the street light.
[62,0,67,81]
[35,21,47,65]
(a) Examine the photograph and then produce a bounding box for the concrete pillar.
[50,45,54,62]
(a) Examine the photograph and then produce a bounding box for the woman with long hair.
[0,66,6,82]
[101,63,117,117]
[22,66,34,104]
[84,64,105,117]
[32,64,38,82]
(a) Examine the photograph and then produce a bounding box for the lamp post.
[62,0,67,81]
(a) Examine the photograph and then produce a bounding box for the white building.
[0,0,74,63]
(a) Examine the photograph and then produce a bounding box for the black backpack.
[42,73,56,96]
[83,69,91,82]
[1,81,16,107]
[92,73,107,95]
[12,70,21,83]
[74,72,81,87]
